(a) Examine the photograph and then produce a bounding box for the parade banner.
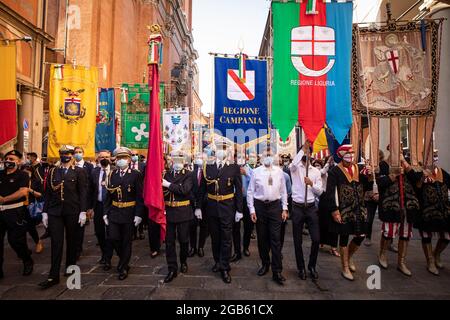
[214,57,268,144]
[0,43,17,148]
[353,20,442,117]
[163,108,190,152]
[272,0,353,144]
[120,84,149,150]
[48,65,98,159]
[95,88,116,152]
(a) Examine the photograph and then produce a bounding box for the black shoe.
[272,272,284,285]
[188,248,197,257]
[308,267,319,280]
[23,260,34,276]
[230,253,242,262]
[257,264,270,276]
[243,249,250,257]
[118,268,128,281]
[221,271,232,284]
[180,263,188,273]
[98,257,107,265]
[212,263,220,273]
[198,248,204,257]
[38,278,59,289]
[103,262,112,271]
[164,271,177,283]
[298,268,307,280]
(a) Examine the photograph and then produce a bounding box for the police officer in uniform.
[103,147,144,280]
[162,151,194,283]
[39,146,88,289]
[0,150,34,279]
[202,142,243,283]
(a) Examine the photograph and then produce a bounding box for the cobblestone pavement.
[0,219,449,300]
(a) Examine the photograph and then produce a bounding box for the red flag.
[144,64,166,241]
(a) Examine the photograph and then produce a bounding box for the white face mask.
[116,159,129,169]
[194,158,203,166]
[173,163,184,172]
[263,156,274,167]
[343,154,353,163]
[216,150,227,161]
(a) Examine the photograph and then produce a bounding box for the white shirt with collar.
[216,160,229,169]
[76,159,85,168]
[290,150,323,204]
[98,165,111,202]
[247,164,288,214]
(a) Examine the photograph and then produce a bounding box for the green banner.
[121,84,150,149]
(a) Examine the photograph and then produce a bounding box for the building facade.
[0,0,202,157]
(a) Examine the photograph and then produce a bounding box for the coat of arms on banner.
[227,70,255,101]
[59,88,86,124]
[291,26,336,77]
[353,21,442,117]
[163,108,190,151]
[96,109,111,125]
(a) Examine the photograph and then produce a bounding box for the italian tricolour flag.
[272,0,353,144]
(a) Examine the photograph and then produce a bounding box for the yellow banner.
[48,65,98,159]
[313,128,328,154]
[0,43,16,100]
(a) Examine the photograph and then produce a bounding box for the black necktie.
[218,163,223,170]
[101,169,107,201]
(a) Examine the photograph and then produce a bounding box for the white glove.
[235,211,243,222]
[42,212,48,228]
[78,212,87,227]
[134,216,143,227]
[195,208,202,220]
[162,179,171,188]
[103,215,109,226]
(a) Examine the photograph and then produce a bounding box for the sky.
[192,0,271,116]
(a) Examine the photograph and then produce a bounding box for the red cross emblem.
[385,50,399,74]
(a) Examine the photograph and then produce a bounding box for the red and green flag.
[272,0,353,144]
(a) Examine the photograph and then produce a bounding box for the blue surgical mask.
[116,159,129,169]
[194,158,203,166]
[131,155,139,162]
[74,153,83,161]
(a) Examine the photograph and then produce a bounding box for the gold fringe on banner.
[369,117,379,171]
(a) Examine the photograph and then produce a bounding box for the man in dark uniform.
[90,150,115,269]
[0,150,34,279]
[163,151,194,283]
[130,149,146,240]
[188,152,209,258]
[202,142,243,283]
[103,147,144,280]
[73,146,94,260]
[39,146,88,289]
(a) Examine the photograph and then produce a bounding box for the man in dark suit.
[202,142,243,284]
[103,147,144,280]
[188,153,209,258]
[73,146,95,260]
[162,151,194,283]
[38,146,89,289]
[90,150,115,269]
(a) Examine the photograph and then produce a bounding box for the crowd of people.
[0,141,448,288]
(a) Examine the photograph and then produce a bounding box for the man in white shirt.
[290,142,323,280]
[247,150,288,285]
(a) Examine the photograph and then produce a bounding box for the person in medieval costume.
[376,154,421,276]
[324,144,371,281]
[414,150,450,276]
